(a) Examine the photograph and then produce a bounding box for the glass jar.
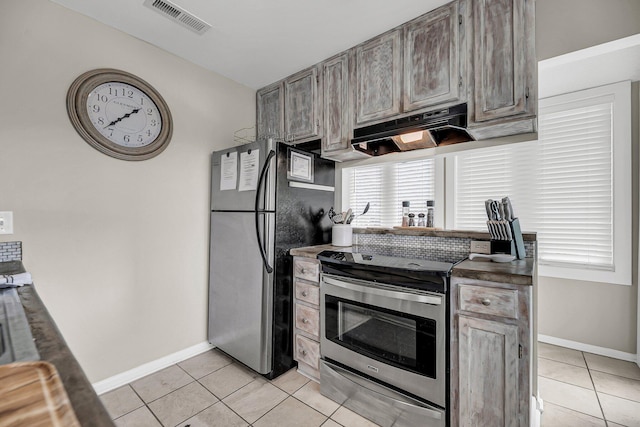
[402,201,410,227]
[426,200,435,228]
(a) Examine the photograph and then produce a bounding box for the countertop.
[1,261,114,427]
[452,258,535,286]
[290,245,536,285]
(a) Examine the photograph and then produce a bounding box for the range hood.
[351,103,474,156]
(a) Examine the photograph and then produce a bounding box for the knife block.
[489,218,526,259]
[510,218,526,259]
[491,239,516,256]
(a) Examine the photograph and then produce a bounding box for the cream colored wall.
[535,1,640,354]
[0,1,255,381]
[536,0,640,60]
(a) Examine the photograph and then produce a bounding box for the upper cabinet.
[403,0,465,111]
[354,30,402,126]
[257,67,321,143]
[255,0,536,159]
[284,67,321,142]
[468,0,536,138]
[256,82,284,140]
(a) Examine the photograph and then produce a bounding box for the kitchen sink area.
[0,261,39,366]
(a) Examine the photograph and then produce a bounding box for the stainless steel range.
[317,250,462,427]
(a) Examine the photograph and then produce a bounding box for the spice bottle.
[402,201,410,227]
[408,213,416,227]
[417,213,425,227]
[426,200,435,228]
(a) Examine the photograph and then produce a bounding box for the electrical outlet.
[470,240,491,254]
[0,212,14,234]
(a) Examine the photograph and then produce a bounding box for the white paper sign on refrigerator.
[220,151,238,191]
[238,149,260,192]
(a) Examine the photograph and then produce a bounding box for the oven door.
[320,273,446,407]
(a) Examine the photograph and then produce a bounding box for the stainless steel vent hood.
[351,103,474,156]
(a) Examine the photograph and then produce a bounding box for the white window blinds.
[452,81,631,285]
[346,158,435,227]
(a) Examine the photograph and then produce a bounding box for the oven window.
[324,295,437,378]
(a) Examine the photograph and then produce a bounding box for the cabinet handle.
[302,318,310,324]
[301,291,309,297]
[481,298,491,306]
[301,350,308,356]
[300,268,306,274]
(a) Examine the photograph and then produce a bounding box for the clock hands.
[104,108,141,128]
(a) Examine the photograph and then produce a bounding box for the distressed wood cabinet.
[292,256,321,381]
[256,82,284,140]
[468,0,537,138]
[403,0,466,111]
[451,276,532,427]
[321,52,370,161]
[256,0,537,156]
[354,29,402,126]
[284,67,321,143]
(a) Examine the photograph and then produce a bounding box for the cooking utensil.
[347,202,370,224]
[485,200,493,220]
[502,197,514,221]
[490,201,502,221]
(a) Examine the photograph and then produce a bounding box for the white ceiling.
[51,0,450,89]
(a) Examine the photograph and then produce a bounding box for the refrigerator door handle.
[255,149,276,273]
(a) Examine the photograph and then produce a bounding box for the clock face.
[86,82,163,148]
[67,69,173,161]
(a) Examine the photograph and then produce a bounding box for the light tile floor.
[100,343,640,427]
[538,342,640,427]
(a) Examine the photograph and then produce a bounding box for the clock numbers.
[87,82,162,148]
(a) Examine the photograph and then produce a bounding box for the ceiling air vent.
[143,0,212,35]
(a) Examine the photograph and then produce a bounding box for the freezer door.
[211,139,276,212]
[208,211,274,374]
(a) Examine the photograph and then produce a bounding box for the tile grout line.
[583,351,609,426]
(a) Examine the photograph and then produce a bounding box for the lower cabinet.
[292,256,321,381]
[451,277,532,427]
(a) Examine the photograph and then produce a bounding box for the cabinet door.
[472,0,530,122]
[322,53,350,153]
[404,1,462,111]
[355,29,402,125]
[458,314,519,427]
[284,67,320,142]
[257,82,284,140]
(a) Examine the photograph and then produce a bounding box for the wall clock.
[67,68,173,161]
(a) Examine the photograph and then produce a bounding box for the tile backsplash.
[353,233,535,260]
[0,241,22,261]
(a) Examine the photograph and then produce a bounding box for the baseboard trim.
[538,334,637,362]
[92,341,215,395]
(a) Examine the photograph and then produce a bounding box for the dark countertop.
[290,245,536,285]
[1,261,114,426]
[452,258,535,286]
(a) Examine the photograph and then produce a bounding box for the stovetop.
[317,249,466,293]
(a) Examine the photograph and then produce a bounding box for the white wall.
[0,1,255,381]
[535,0,640,355]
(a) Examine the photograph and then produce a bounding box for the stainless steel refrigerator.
[208,139,335,379]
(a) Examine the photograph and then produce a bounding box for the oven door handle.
[322,276,442,305]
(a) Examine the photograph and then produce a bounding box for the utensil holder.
[486,218,526,259]
[332,224,352,247]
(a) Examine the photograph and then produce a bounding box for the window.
[343,158,436,227]
[449,81,631,285]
